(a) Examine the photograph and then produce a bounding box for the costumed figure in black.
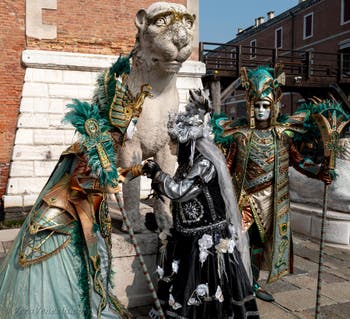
[143,90,260,319]
[212,65,332,302]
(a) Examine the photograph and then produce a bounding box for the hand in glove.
[142,160,161,179]
[317,167,333,185]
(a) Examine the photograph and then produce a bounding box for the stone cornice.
[22,50,206,75]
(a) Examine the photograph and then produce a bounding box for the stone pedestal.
[111,231,158,308]
[290,138,350,246]
[291,202,350,245]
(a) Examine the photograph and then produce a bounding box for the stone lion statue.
[120,2,196,232]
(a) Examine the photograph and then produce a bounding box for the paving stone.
[332,252,350,263]
[294,246,319,263]
[273,288,335,312]
[308,270,345,284]
[292,266,309,275]
[320,282,350,303]
[284,274,317,290]
[293,256,319,273]
[293,309,315,319]
[302,239,321,251]
[257,300,298,319]
[260,278,299,294]
[323,255,350,269]
[298,303,350,319]
[329,267,350,281]
[324,302,350,318]
[324,247,349,259]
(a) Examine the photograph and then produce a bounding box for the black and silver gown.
[150,154,260,319]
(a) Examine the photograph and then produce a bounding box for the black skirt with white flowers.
[149,155,260,319]
[151,225,260,319]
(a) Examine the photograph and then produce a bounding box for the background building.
[200,0,350,118]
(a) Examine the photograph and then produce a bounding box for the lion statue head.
[133,2,196,74]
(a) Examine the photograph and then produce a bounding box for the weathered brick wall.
[0,1,26,205]
[27,0,186,55]
[234,0,347,52]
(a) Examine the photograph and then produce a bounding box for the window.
[341,0,350,24]
[339,39,350,74]
[250,39,256,59]
[275,27,283,49]
[303,13,313,39]
[343,48,350,74]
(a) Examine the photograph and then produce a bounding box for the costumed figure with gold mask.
[142,89,260,319]
[212,65,332,302]
[0,56,151,319]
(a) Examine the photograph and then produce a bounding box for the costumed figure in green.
[0,56,151,318]
[212,65,332,302]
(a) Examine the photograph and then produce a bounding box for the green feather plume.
[63,99,119,187]
[292,100,348,144]
[211,113,235,145]
[64,99,112,134]
[93,55,131,120]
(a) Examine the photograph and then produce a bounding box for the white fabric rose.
[187,297,200,306]
[195,283,209,297]
[199,250,209,265]
[156,266,164,279]
[172,260,180,273]
[215,285,224,302]
[227,238,235,254]
[198,234,213,265]
[198,234,213,250]
[215,238,236,254]
[169,293,182,310]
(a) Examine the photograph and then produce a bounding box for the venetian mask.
[254,100,271,121]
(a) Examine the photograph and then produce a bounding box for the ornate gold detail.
[84,118,111,170]
[148,10,195,26]
[19,235,71,267]
[109,82,152,129]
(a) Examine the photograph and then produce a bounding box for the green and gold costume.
[0,56,150,318]
[212,66,325,284]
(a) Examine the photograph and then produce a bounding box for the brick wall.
[234,0,348,52]
[0,1,26,201]
[27,0,186,55]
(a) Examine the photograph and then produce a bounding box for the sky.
[199,0,298,43]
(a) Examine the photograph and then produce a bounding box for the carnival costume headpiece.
[64,55,151,188]
[167,89,211,165]
[240,64,285,128]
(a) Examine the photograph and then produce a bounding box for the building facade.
[215,0,350,117]
[0,0,203,219]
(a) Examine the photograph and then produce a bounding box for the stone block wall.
[290,139,350,246]
[3,49,205,218]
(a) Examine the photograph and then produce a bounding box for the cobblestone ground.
[1,231,349,318]
[129,233,350,319]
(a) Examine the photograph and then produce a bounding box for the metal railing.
[199,42,350,84]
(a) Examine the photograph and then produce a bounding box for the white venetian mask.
[254,100,271,121]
